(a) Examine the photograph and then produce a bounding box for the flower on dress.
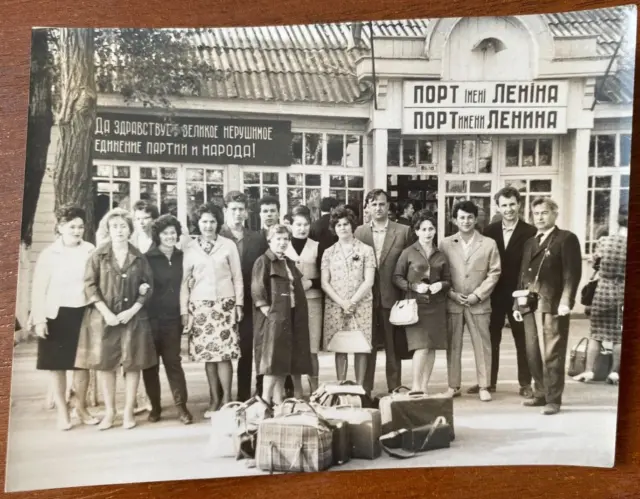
[352,253,361,262]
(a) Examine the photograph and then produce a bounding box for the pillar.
[371,128,388,191]
[566,128,590,250]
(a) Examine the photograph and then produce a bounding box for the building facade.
[19,9,634,324]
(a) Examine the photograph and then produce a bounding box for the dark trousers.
[523,311,570,405]
[364,307,402,394]
[489,301,531,388]
[142,318,188,409]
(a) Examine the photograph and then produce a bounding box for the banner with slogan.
[402,81,569,135]
[92,112,293,166]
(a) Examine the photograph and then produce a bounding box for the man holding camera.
[515,197,582,415]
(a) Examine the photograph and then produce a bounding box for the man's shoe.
[542,403,561,415]
[148,408,161,423]
[177,405,193,425]
[522,397,546,407]
[479,389,492,402]
[442,387,461,398]
[519,385,534,399]
[467,385,480,394]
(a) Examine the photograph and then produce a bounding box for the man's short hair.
[531,197,558,212]
[224,191,248,208]
[320,197,339,213]
[365,189,390,205]
[132,200,159,219]
[258,195,280,211]
[493,186,522,205]
[452,200,478,218]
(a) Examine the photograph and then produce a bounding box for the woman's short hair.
[266,224,291,242]
[329,206,358,234]
[102,207,134,234]
[195,202,224,234]
[291,205,312,224]
[412,209,437,233]
[152,214,183,246]
[55,204,86,228]
[618,205,629,228]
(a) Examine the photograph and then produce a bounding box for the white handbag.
[205,401,244,458]
[389,299,419,326]
[327,316,371,353]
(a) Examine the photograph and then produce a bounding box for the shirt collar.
[502,219,519,232]
[537,226,555,238]
[370,219,389,231]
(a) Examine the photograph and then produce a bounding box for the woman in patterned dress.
[573,206,627,385]
[321,206,375,385]
[181,202,243,417]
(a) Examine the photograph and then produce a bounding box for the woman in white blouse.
[181,202,243,417]
[30,205,99,430]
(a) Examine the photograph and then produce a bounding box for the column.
[227,164,242,192]
[371,128,388,191]
[566,128,590,249]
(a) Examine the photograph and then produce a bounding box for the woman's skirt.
[37,306,85,371]
[188,298,240,362]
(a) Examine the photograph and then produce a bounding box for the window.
[243,171,280,231]
[387,131,434,167]
[330,175,365,220]
[292,132,363,167]
[444,180,493,236]
[585,132,631,254]
[287,173,322,221]
[505,138,553,167]
[139,166,179,217]
[92,165,132,231]
[503,178,553,222]
[446,138,492,174]
[185,167,225,234]
[586,176,612,255]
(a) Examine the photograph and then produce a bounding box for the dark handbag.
[380,416,451,458]
[580,269,599,306]
[567,337,613,381]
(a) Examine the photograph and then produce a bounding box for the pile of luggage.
[206,381,455,474]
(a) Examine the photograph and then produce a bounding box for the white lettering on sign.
[403,80,569,135]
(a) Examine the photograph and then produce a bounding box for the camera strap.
[531,230,557,290]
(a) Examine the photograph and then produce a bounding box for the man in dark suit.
[220,192,269,401]
[354,189,411,394]
[472,187,536,397]
[515,197,582,415]
[310,196,338,264]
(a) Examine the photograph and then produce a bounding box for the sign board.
[93,112,293,166]
[402,81,569,135]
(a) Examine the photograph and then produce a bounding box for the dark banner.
[93,112,292,166]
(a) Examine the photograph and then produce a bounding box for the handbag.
[567,337,613,381]
[234,395,274,460]
[380,416,451,459]
[389,299,419,326]
[206,401,243,458]
[310,380,366,408]
[326,316,371,353]
[580,269,599,306]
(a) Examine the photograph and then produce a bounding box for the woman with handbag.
[573,207,627,385]
[321,206,375,384]
[392,210,451,393]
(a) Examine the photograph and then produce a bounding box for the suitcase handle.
[380,416,448,459]
[391,385,411,393]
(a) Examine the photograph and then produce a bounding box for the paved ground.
[5,319,619,492]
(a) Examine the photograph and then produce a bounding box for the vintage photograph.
[6,5,636,491]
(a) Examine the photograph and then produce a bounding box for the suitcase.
[274,398,320,417]
[326,418,351,465]
[380,416,451,459]
[255,411,333,473]
[311,380,367,408]
[378,386,455,440]
[319,406,382,459]
[234,395,274,460]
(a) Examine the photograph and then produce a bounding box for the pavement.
[5,318,619,492]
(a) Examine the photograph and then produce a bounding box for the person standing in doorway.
[439,200,501,402]
[354,189,410,395]
[396,200,417,227]
[310,196,339,264]
[220,191,268,402]
[515,197,582,415]
[474,187,536,398]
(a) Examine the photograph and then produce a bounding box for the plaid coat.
[590,234,627,343]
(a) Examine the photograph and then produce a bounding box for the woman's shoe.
[122,418,137,430]
[75,408,100,426]
[606,372,619,385]
[572,371,595,382]
[98,413,115,431]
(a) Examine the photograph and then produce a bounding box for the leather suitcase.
[380,416,451,458]
[319,406,382,460]
[326,418,351,465]
[378,387,455,440]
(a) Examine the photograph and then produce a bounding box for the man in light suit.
[354,189,411,394]
[515,197,582,415]
[440,200,501,402]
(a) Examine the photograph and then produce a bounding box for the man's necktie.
[536,233,543,245]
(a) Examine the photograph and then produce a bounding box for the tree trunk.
[22,29,53,247]
[53,28,97,243]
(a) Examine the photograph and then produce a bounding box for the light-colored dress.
[286,238,322,354]
[182,236,243,362]
[321,239,375,352]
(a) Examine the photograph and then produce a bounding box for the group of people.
[30,184,626,431]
